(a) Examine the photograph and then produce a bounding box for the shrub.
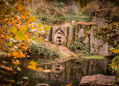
[69,37,87,52]
[29,43,60,59]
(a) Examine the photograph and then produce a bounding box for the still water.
[13,58,111,86]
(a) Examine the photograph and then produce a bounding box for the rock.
[35,83,50,86]
[79,74,118,86]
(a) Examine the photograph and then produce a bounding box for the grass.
[83,55,106,59]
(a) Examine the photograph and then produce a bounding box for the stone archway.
[53,28,65,45]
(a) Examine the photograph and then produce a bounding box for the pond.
[12,58,111,86]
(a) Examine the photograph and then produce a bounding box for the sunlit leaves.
[0,0,47,59]
[109,45,119,75]
[10,26,17,33]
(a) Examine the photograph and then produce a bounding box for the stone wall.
[46,26,74,46]
[76,22,113,56]
[46,22,113,56]
[90,28,112,56]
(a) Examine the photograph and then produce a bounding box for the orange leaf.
[31,26,36,29]
[20,15,26,20]
[27,20,31,24]
[12,52,25,58]
[17,4,25,11]
[6,35,10,39]
[22,11,28,16]
[3,48,5,50]
[19,22,22,25]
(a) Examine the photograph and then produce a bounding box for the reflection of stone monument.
[53,28,65,45]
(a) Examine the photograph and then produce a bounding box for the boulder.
[79,74,118,86]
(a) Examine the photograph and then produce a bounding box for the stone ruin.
[45,22,113,56]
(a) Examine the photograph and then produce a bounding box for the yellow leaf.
[109,47,114,51]
[38,23,42,28]
[10,26,17,33]
[20,26,27,33]
[37,67,43,70]
[38,28,43,31]
[30,16,36,22]
[29,61,37,65]
[27,65,36,70]
[44,26,50,31]
[7,43,12,46]
[39,37,44,42]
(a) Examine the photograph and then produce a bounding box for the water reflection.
[14,59,111,86]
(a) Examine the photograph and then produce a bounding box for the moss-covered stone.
[65,27,70,47]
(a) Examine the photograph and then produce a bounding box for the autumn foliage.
[0,0,49,59]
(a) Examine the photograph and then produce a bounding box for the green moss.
[88,34,90,52]
[77,25,80,33]
[84,55,106,59]
[49,27,52,42]
[65,27,69,47]
[72,28,76,42]
[80,25,82,29]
